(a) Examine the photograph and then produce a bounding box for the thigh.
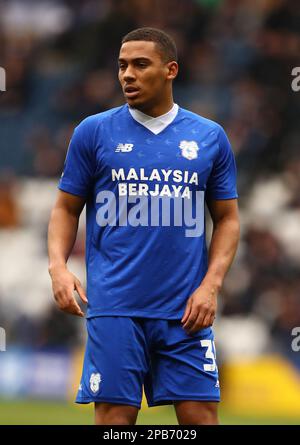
[76,316,149,409]
[144,320,220,407]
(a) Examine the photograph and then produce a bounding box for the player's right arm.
[48,190,88,317]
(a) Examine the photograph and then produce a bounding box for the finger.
[68,296,84,316]
[205,311,216,328]
[75,280,88,304]
[182,304,199,331]
[187,311,206,334]
[181,299,192,324]
[66,300,84,317]
[72,307,84,317]
[195,312,214,332]
[56,293,84,317]
[208,313,216,326]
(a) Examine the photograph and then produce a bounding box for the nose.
[123,65,136,82]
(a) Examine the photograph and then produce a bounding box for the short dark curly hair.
[121,27,177,63]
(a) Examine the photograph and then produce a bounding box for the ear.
[166,61,178,80]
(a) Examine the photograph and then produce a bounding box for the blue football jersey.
[58,104,238,319]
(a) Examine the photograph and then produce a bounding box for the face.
[118,40,178,113]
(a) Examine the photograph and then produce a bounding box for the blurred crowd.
[0,0,300,362]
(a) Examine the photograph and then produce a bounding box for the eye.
[135,61,148,68]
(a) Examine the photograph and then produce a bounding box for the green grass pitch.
[0,400,299,425]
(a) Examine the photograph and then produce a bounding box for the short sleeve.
[58,118,96,197]
[206,126,238,200]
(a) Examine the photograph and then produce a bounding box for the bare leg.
[174,401,219,425]
[94,402,139,425]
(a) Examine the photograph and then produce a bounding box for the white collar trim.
[128,103,179,135]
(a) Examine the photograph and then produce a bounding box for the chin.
[126,98,144,109]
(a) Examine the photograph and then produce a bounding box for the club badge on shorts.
[90,372,102,393]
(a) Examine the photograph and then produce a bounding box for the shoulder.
[75,105,127,133]
[71,105,127,148]
[179,107,224,134]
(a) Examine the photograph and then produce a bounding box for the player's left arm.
[181,198,240,334]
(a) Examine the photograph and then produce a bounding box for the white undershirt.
[128,103,179,135]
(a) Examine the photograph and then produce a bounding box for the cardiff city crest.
[90,372,101,393]
[179,140,199,160]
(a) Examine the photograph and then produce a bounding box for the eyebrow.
[118,57,152,63]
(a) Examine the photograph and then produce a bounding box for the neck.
[133,95,174,118]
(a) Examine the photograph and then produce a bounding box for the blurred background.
[0,0,300,425]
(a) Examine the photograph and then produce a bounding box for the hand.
[49,265,88,317]
[181,282,218,334]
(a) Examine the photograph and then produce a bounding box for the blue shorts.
[76,317,220,408]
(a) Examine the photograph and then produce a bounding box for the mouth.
[124,85,140,99]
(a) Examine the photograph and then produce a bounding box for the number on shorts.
[200,339,217,372]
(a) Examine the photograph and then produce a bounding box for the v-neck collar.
[128,103,179,135]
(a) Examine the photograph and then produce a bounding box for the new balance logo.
[115,143,134,152]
